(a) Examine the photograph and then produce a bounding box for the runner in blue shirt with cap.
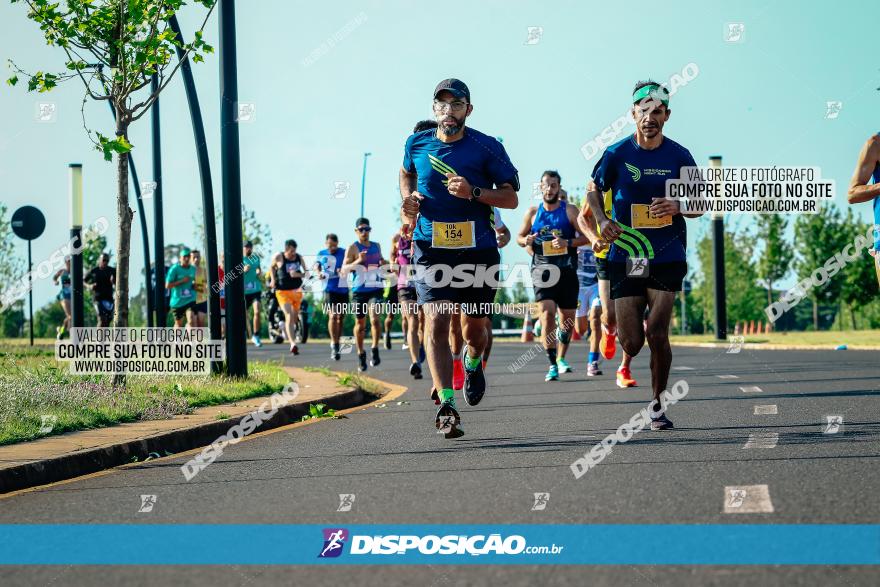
[400,78,520,438]
[587,79,703,431]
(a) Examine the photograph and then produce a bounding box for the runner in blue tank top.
[400,78,520,439]
[342,217,386,372]
[847,132,880,288]
[517,170,587,383]
[587,80,704,431]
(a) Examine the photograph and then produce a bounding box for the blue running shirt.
[591,134,697,262]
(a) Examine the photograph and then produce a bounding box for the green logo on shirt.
[625,162,641,182]
[429,154,458,186]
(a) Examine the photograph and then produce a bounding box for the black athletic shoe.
[409,361,423,380]
[358,351,368,372]
[435,401,463,439]
[430,388,440,405]
[651,413,674,431]
[384,331,392,350]
[370,347,381,367]
[463,358,486,406]
[331,344,341,361]
[418,344,426,365]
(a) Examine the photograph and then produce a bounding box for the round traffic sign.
[11,206,46,241]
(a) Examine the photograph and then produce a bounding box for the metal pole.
[27,241,34,346]
[69,164,84,329]
[360,152,371,218]
[151,74,166,327]
[709,155,727,340]
[219,0,247,377]
[169,15,221,368]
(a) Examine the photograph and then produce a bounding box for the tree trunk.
[112,117,134,387]
[850,305,857,331]
[812,298,818,331]
[766,281,773,308]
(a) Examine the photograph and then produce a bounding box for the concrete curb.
[0,386,364,495]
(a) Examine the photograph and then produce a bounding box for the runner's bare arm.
[389,234,399,271]
[342,244,363,272]
[268,252,283,289]
[495,224,511,248]
[587,181,622,242]
[566,203,590,248]
[399,167,423,220]
[516,207,537,248]
[445,173,518,209]
[848,136,880,204]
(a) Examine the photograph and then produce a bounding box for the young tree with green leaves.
[755,214,790,307]
[7,0,216,344]
[793,205,848,330]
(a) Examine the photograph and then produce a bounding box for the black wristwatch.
[470,186,482,201]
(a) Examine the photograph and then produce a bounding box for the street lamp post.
[709,155,727,340]
[219,0,247,377]
[69,163,84,329]
[152,74,166,328]
[360,152,372,218]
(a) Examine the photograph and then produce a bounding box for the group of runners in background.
[51,75,880,440]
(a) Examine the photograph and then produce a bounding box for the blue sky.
[2,0,879,309]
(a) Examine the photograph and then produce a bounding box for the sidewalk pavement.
[0,367,401,495]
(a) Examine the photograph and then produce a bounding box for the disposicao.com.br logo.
[318,528,563,557]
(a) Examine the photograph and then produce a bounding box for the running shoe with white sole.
[252,335,262,348]
[557,357,573,374]
[463,358,486,406]
[370,347,381,367]
[587,361,602,376]
[651,412,674,431]
[358,351,368,372]
[409,361,423,380]
[290,343,299,355]
[616,366,637,388]
[545,364,559,382]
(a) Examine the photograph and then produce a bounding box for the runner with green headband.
[586,79,703,431]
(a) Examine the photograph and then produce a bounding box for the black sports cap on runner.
[433,78,470,102]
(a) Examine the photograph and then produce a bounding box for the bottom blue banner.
[0,524,878,565]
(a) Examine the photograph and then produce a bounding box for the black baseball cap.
[433,78,470,102]
[243,240,253,247]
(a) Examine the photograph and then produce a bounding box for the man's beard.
[438,115,464,136]
[543,193,559,204]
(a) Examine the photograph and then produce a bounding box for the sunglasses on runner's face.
[357,226,372,233]
[433,100,468,113]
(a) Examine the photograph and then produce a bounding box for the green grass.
[303,365,386,397]
[0,346,289,446]
[669,329,880,347]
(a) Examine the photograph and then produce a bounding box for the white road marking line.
[717,374,739,379]
[673,366,695,371]
[754,404,777,415]
[743,432,778,449]
[723,485,774,514]
[740,386,763,393]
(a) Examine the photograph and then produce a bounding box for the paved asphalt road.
[2,339,878,586]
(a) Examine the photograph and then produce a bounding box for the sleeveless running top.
[531,203,576,268]
[274,254,304,290]
[352,241,383,292]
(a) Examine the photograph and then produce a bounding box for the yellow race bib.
[541,239,567,256]
[431,221,475,249]
[631,204,672,229]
